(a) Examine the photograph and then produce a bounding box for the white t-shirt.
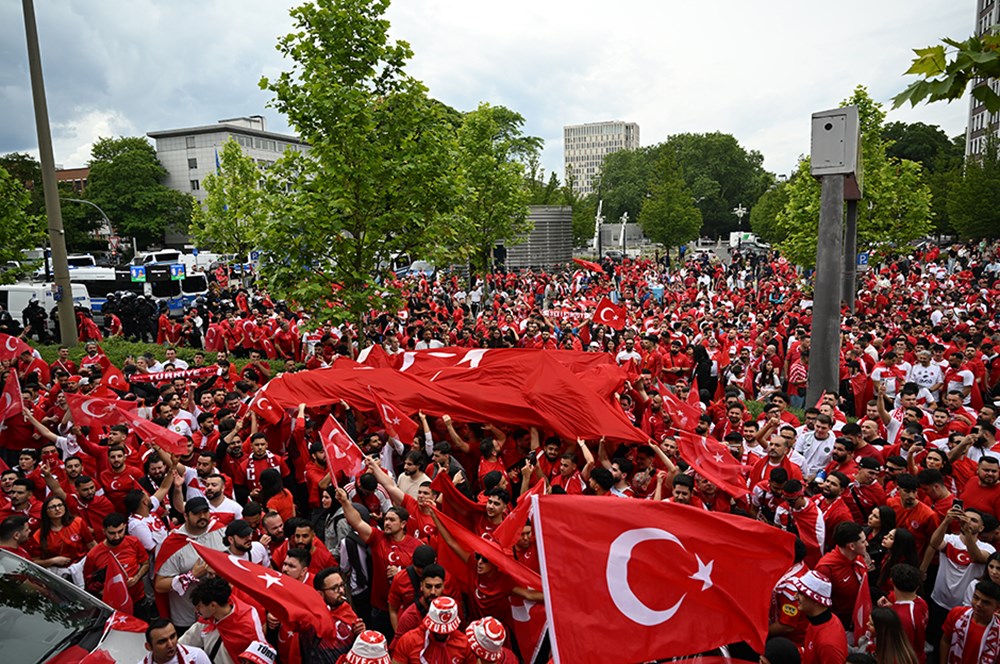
[907,363,944,395]
[931,533,995,609]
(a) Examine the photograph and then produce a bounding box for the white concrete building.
[147,115,307,204]
[563,121,640,196]
[966,1,1000,159]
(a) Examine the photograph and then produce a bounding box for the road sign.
[130,266,146,283]
[108,235,121,251]
[857,252,869,266]
[249,250,261,263]
[170,264,186,281]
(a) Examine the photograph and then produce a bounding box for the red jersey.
[83,536,149,603]
[802,611,848,664]
[814,548,865,629]
[891,596,928,664]
[887,496,941,557]
[365,529,420,611]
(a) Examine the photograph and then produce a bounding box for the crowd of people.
[1,238,999,664]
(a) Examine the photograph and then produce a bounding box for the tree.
[749,178,791,245]
[893,32,1000,113]
[258,0,464,329]
[0,165,45,283]
[455,103,541,278]
[881,122,964,173]
[637,147,702,247]
[86,137,193,248]
[595,147,655,225]
[773,86,932,268]
[665,133,773,238]
[190,138,266,261]
[947,136,1000,239]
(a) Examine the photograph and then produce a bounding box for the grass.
[29,337,245,370]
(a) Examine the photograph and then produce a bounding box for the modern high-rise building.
[147,115,308,205]
[966,1,1000,158]
[563,121,640,196]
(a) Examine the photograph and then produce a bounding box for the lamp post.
[732,204,747,230]
[61,197,120,258]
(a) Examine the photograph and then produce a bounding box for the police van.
[0,282,92,334]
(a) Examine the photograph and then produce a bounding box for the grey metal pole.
[22,0,78,346]
[806,174,844,405]
[842,199,858,313]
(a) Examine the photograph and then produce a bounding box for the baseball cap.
[345,630,391,664]
[423,596,461,634]
[793,570,833,607]
[858,457,881,471]
[239,641,276,664]
[185,496,210,514]
[225,519,253,538]
[466,617,506,662]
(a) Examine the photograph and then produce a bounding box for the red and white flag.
[116,407,189,456]
[532,494,794,663]
[191,541,340,641]
[673,430,750,498]
[0,333,34,361]
[0,369,23,422]
[249,386,284,425]
[318,415,365,484]
[592,297,626,331]
[853,571,873,643]
[102,553,133,615]
[661,388,702,433]
[65,392,134,427]
[509,595,547,664]
[368,388,418,443]
[101,365,131,393]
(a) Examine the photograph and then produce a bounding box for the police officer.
[22,297,49,343]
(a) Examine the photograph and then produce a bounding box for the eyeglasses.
[322,583,345,592]
[47,503,65,510]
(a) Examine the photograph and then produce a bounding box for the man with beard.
[241,434,289,498]
[140,456,172,497]
[258,511,285,557]
[84,512,149,610]
[304,442,332,512]
[202,474,242,522]
[98,445,145,514]
[822,438,859,480]
[40,468,114,536]
[392,564,448,644]
[812,471,854,537]
[271,517,337,574]
[391,596,472,663]
[397,451,432,500]
[474,488,508,537]
[661,338,690,386]
[154,497,227,632]
[749,434,804,488]
[533,438,563,481]
[223,519,270,567]
[298,568,365,660]
[959,455,1000,520]
[776,479,826,568]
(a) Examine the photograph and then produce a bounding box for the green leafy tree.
[257,0,464,329]
[773,86,933,267]
[0,153,45,216]
[665,133,773,238]
[86,137,193,248]
[190,138,266,261]
[455,103,541,277]
[0,165,45,283]
[638,147,702,247]
[595,147,655,225]
[947,136,1000,239]
[894,32,1000,113]
[749,178,791,245]
[881,122,964,173]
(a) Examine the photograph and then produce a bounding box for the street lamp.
[60,197,128,259]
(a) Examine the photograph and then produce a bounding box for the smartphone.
[953,499,963,510]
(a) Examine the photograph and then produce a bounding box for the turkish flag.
[64,392,136,427]
[688,374,702,407]
[0,333,34,361]
[116,407,188,456]
[369,388,418,443]
[105,610,147,633]
[100,365,131,393]
[853,572,873,643]
[191,541,340,641]
[661,389,703,433]
[249,386,284,425]
[0,370,23,422]
[102,552,134,615]
[509,595,547,664]
[531,494,795,662]
[79,649,117,664]
[572,257,605,274]
[673,430,750,498]
[318,415,365,483]
[491,479,545,550]
[592,297,626,331]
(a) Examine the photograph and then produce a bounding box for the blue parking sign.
[857,252,869,266]
[249,250,261,263]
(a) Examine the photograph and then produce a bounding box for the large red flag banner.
[253,348,645,443]
[531,494,795,663]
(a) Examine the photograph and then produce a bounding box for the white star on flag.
[689,554,714,591]
[258,573,284,588]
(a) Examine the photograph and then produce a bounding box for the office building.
[147,115,308,205]
[967,1,1000,158]
[563,121,640,196]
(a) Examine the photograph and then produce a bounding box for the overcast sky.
[0,1,975,181]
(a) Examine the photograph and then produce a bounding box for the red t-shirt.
[83,536,149,603]
[97,466,145,514]
[942,606,989,664]
[391,627,474,664]
[802,612,848,664]
[891,597,928,664]
[33,517,94,562]
[960,480,1000,520]
[365,528,420,611]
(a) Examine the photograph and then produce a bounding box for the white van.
[0,282,92,332]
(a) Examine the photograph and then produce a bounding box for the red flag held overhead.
[368,388,418,443]
[592,297,626,331]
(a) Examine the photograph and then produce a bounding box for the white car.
[0,550,147,663]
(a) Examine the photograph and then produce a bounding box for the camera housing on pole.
[806,106,862,406]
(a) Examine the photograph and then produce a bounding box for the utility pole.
[806,106,863,406]
[842,200,859,313]
[22,0,77,346]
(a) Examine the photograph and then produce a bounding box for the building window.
[190,179,200,191]
[185,136,196,149]
[188,158,198,169]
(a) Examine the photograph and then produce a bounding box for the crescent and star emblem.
[605,527,714,627]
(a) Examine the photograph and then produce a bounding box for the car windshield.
[0,552,110,662]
